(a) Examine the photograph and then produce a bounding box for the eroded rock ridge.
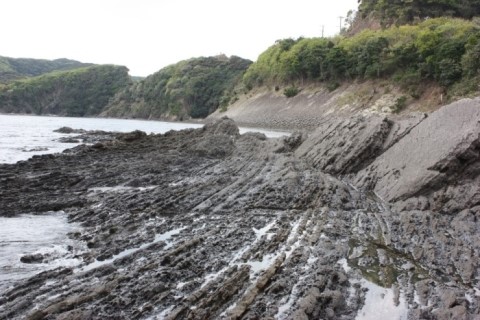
[0,99,479,319]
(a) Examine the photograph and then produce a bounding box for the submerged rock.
[0,107,479,320]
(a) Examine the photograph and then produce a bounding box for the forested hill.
[0,56,92,83]
[0,65,131,116]
[242,17,480,105]
[102,55,252,120]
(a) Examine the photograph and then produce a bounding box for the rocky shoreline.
[0,98,479,319]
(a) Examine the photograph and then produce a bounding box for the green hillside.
[243,17,480,100]
[0,56,92,83]
[0,65,131,116]
[102,55,252,120]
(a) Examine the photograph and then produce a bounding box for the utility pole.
[338,16,344,34]
[321,25,324,38]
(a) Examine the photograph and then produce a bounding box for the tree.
[358,0,480,26]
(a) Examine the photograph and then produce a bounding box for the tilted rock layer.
[0,99,479,320]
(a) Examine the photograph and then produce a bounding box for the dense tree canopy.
[103,55,252,119]
[243,18,480,93]
[0,65,131,116]
[0,56,92,83]
[358,0,480,26]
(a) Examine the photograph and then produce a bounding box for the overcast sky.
[2,0,358,76]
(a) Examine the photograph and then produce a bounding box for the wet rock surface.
[0,103,479,319]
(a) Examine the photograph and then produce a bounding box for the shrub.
[242,18,479,91]
[283,86,300,98]
[230,95,239,104]
[326,82,340,92]
[392,95,408,113]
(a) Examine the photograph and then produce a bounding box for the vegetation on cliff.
[358,0,480,26]
[0,56,92,83]
[0,65,131,116]
[102,55,252,119]
[243,18,480,98]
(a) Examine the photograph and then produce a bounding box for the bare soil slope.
[209,82,446,130]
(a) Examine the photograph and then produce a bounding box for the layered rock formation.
[0,98,479,319]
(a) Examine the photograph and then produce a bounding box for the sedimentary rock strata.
[0,99,479,319]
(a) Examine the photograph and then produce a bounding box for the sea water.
[0,212,83,292]
[0,114,289,164]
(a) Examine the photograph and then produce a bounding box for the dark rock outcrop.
[0,100,479,320]
[295,114,393,174]
[54,127,84,134]
[20,254,45,264]
[355,98,480,211]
